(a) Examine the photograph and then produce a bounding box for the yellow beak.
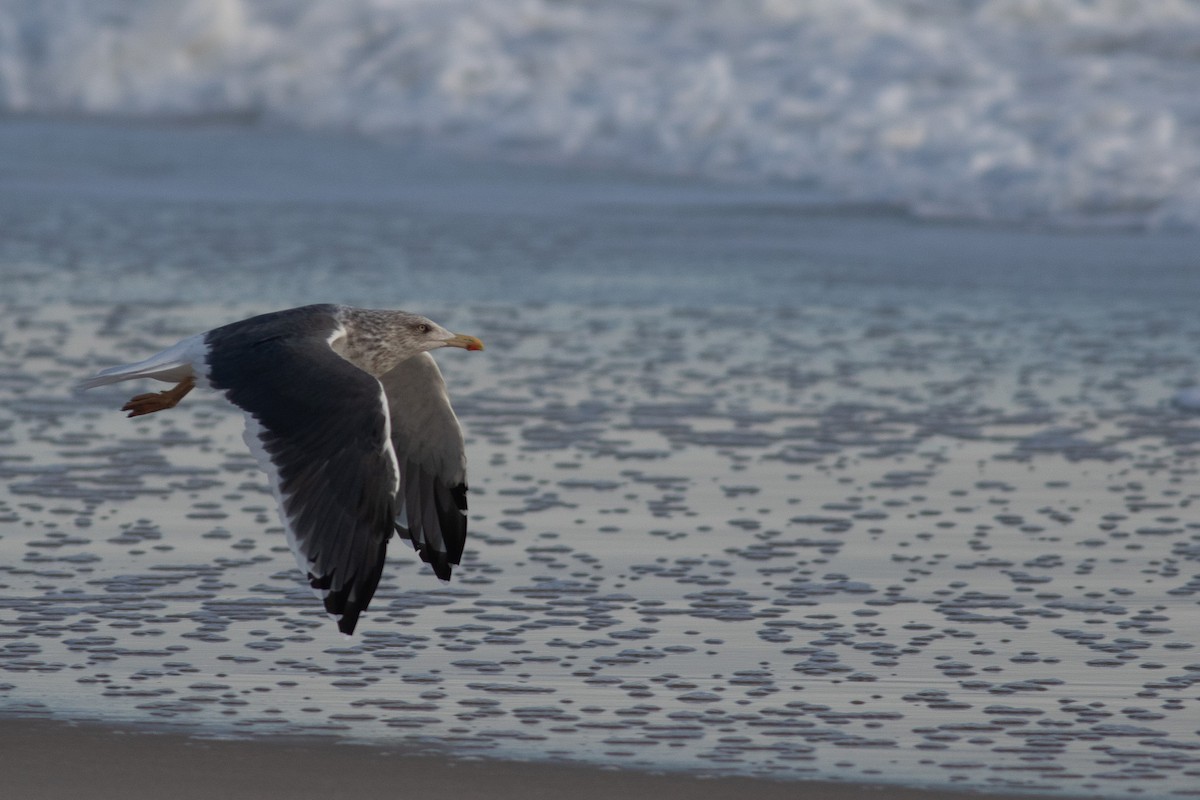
[443,333,485,351]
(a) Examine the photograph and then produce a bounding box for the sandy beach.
[4,717,1074,800]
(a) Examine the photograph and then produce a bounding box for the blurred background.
[1,0,1197,230]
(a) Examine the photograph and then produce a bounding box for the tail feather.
[76,333,205,391]
[77,363,163,391]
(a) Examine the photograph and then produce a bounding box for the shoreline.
[1,715,1077,800]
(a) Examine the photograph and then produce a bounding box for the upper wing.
[204,307,397,635]
[379,352,469,581]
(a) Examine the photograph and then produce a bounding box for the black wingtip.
[399,533,454,581]
[395,522,462,582]
[337,611,360,635]
[326,590,364,635]
[313,560,381,636]
[430,559,453,581]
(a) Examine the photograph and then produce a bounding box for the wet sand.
[3,301,1200,799]
[3,717,1069,800]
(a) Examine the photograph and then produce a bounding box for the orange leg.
[122,377,196,418]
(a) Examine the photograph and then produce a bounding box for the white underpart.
[378,381,401,498]
[77,333,210,390]
[326,322,347,350]
[239,413,336,612]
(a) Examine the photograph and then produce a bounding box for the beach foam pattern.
[2,0,1200,228]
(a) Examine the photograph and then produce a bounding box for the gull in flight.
[80,304,484,634]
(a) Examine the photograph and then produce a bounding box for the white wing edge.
[238,386,402,633]
[239,413,336,611]
[377,382,401,498]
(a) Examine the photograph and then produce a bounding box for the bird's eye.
[416,323,430,334]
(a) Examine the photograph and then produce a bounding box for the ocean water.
[2,118,1200,798]
[3,0,1200,229]
[3,119,1200,311]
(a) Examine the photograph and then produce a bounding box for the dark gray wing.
[379,352,468,581]
[204,305,397,635]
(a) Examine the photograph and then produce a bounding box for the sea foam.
[2,0,1198,229]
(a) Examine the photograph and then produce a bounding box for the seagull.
[79,304,485,634]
